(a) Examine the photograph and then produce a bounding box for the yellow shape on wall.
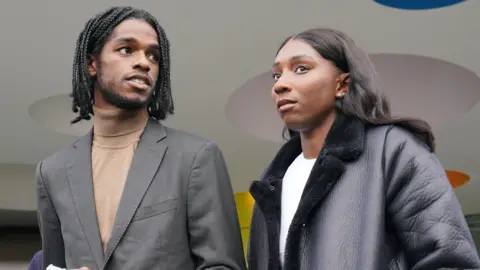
[234,192,255,257]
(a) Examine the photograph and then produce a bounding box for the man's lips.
[125,74,152,91]
[126,74,151,86]
[126,79,151,91]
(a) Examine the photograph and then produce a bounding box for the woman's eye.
[295,66,308,73]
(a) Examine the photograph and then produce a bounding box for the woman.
[247,28,480,270]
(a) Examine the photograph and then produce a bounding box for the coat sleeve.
[36,160,66,269]
[187,141,247,270]
[384,127,480,270]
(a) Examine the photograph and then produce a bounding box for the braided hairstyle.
[70,6,174,124]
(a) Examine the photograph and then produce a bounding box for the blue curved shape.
[374,0,466,10]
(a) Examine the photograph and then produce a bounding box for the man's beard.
[96,67,152,111]
[99,87,151,110]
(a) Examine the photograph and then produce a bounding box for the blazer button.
[269,185,275,191]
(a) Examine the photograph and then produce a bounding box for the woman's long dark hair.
[279,28,435,152]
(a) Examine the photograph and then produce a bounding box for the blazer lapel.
[104,119,168,263]
[66,130,105,269]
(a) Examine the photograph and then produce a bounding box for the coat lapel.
[249,133,303,270]
[250,113,366,270]
[66,130,105,269]
[297,114,365,220]
[284,114,366,269]
[104,119,168,263]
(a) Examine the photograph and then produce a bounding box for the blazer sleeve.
[187,141,247,270]
[384,127,480,270]
[36,161,66,269]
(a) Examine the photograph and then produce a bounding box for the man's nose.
[133,54,151,72]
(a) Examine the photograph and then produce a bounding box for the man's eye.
[148,54,158,61]
[118,47,131,54]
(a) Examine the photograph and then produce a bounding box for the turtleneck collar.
[92,106,148,137]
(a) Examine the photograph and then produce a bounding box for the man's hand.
[78,267,91,270]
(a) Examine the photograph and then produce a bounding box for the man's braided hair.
[70,6,174,124]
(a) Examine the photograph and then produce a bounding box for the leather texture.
[248,114,480,270]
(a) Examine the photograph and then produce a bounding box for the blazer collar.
[68,118,168,268]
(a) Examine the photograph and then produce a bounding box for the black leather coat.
[248,114,480,270]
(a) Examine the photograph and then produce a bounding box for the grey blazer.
[36,118,247,270]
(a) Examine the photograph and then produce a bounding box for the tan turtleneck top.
[91,106,148,252]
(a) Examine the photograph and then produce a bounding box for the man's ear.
[88,55,97,77]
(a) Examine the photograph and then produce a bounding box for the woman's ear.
[335,73,350,98]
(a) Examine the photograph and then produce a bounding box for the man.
[36,6,246,270]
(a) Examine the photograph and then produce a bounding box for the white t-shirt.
[279,153,316,267]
